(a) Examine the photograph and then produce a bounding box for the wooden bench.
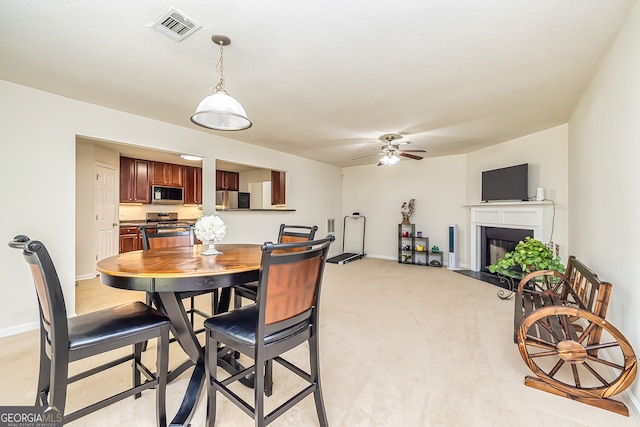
[513,256,637,416]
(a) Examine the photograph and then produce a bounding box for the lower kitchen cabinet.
[119,226,141,253]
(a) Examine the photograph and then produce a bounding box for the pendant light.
[191,35,252,131]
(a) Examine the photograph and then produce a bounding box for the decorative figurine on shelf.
[400,199,415,225]
[417,231,422,238]
[402,243,411,251]
[402,254,412,263]
[431,245,440,253]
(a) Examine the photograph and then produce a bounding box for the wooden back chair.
[9,235,170,425]
[205,235,334,427]
[139,224,195,250]
[277,224,319,244]
[234,224,318,306]
[139,224,215,331]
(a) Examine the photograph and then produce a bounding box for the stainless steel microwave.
[151,185,183,204]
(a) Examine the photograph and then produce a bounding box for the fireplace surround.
[481,227,534,271]
[468,201,553,271]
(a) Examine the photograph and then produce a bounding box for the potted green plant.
[488,237,565,276]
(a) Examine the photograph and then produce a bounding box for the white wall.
[0,80,342,336]
[341,155,468,264]
[569,1,640,400]
[341,125,570,269]
[76,139,122,279]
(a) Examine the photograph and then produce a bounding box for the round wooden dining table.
[96,243,262,427]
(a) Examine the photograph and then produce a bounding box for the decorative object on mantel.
[194,215,227,255]
[400,199,415,225]
[191,35,252,131]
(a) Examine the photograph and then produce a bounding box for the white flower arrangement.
[194,215,227,243]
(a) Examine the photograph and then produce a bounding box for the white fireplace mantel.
[467,201,553,271]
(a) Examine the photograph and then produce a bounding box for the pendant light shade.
[191,89,251,130]
[191,35,252,131]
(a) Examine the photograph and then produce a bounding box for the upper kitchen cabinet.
[151,161,183,187]
[271,170,286,205]
[216,170,239,191]
[119,156,151,203]
[183,166,202,205]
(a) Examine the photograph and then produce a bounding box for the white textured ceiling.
[0,1,634,167]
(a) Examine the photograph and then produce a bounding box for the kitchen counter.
[119,219,198,227]
[216,208,296,212]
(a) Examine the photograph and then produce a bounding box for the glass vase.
[201,240,222,255]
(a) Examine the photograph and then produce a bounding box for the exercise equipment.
[328,214,366,265]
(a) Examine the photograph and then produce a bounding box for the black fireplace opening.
[480,227,534,273]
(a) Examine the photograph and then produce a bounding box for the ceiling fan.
[352,134,426,166]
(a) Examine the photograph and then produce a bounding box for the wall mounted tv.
[481,163,529,202]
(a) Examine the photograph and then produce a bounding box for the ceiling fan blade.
[399,152,423,160]
[352,153,383,160]
[400,149,427,153]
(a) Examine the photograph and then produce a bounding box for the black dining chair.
[204,235,334,427]
[233,224,318,309]
[140,224,218,332]
[9,235,170,426]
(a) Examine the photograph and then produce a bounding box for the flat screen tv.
[481,163,528,202]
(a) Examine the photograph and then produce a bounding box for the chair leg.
[134,343,142,399]
[141,293,153,352]
[264,360,273,397]
[189,296,196,326]
[211,289,219,314]
[309,334,328,427]
[254,352,266,427]
[205,333,217,427]
[156,327,169,427]
[48,348,69,421]
[35,334,51,406]
[234,290,242,310]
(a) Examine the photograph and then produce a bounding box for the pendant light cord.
[211,42,226,94]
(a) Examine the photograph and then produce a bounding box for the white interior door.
[95,164,118,262]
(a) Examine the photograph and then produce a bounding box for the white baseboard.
[626,388,640,418]
[76,273,98,282]
[364,254,395,261]
[0,321,38,338]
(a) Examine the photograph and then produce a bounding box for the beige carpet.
[1,258,639,426]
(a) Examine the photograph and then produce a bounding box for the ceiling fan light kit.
[191,35,252,131]
[379,152,400,166]
[352,133,427,167]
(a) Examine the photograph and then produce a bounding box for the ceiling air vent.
[151,8,201,42]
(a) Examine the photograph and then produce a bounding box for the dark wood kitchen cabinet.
[119,226,142,253]
[215,170,239,191]
[119,157,151,203]
[151,161,183,187]
[183,166,202,205]
[271,170,286,205]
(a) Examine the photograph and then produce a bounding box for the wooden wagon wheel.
[517,306,637,409]
[517,270,567,294]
